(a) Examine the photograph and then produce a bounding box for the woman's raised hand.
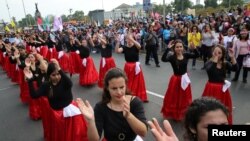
[23,66,33,79]
[25,58,31,67]
[76,98,95,121]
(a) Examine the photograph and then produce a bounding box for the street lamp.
[163,0,166,25]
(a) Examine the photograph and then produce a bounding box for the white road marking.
[146,90,164,99]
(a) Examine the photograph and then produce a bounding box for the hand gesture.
[50,58,60,70]
[228,48,235,58]
[148,118,179,141]
[23,67,33,79]
[76,98,94,121]
[168,41,174,49]
[25,58,31,67]
[122,96,131,118]
[14,50,20,58]
[35,53,43,61]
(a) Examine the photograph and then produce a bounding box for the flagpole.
[21,0,29,27]
[5,0,12,22]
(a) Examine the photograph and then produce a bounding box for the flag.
[154,12,160,20]
[150,11,154,18]
[4,25,10,32]
[52,16,63,32]
[43,16,50,31]
[37,17,43,32]
[10,20,16,28]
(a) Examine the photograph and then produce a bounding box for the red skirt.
[57,52,69,72]
[79,57,99,86]
[25,45,32,53]
[46,47,57,61]
[29,81,42,120]
[3,55,10,74]
[161,74,192,121]
[19,70,31,104]
[124,62,147,102]
[10,64,21,84]
[47,101,88,141]
[40,46,49,58]
[202,82,233,124]
[9,63,16,80]
[68,52,81,74]
[0,50,3,66]
[40,97,52,140]
[98,57,116,88]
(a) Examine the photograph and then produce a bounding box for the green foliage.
[204,0,218,8]
[192,4,204,9]
[18,14,35,27]
[71,10,84,21]
[153,4,173,15]
[61,14,69,22]
[220,0,244,7]
[173,0,192,12]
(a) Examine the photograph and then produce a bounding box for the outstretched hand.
[148,118,179,141]
[76,98,95,121]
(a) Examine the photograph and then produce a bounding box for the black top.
[205,60,238,83]
[28,70,73,110]
[68,42,79,52]
[122,45,139,62]
[99,44,112,58]
[79,45,90,58]
[46,37,56,48]
[161,48,199,75]
[94,97,147,141]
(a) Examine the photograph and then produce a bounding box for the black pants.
[201,45,213,66]
[145,44,159,65]
[234,55,248,80]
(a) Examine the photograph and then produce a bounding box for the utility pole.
[21,0,29,26]
[5,0,11,22]
[163,0,166,25]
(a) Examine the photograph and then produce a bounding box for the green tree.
[18,14,35,27]
[204,0,218,8]
[220,0,244,7]
[173,0,192,12]
[61,14,69,22]
[71,10,84,21]
[192,4,204,9]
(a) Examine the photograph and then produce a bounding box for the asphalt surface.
[0,52,250,141]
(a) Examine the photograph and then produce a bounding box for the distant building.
[104,3,146,20]
[88,10,105,25]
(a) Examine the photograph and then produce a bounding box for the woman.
[161,39,199,121]
[95,34,116,88]
[148,97,229,141]
[76,68,147,141]
[78,38,99,86]
[25,59,88,141]
[201,24,216,69]
[188,25,201,69]
[115,34,148,102]
[202,45,238,124]
[232,28,249,83]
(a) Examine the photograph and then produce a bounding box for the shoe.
[243,79,247,83]
[156,64,160,67]
[231,78,238,82]
[145,63,151,65]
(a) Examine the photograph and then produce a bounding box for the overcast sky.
[0,0,203,22]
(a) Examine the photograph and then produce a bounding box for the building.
[88,10,105,25]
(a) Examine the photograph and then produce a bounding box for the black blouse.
[28,70,73,110]
[79,45,90,58]
[122,45,139,62]
[94,97,147,141]
[161,48,199,75]
[205,60,238,83]
[99,44,112,58]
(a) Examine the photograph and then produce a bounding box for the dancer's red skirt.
[79,57,99,86]
[19,70,30,104]
[57,52,69,72]
[161,74,192,121]
[202,82,233,124]
[29,81,41,120]
[0,50,3,66]
[46,47,57,61]
[124,62,147,102]
[98,57,116,88]
[68,52,81,74]
[40,46,48,58]
[47,101,88,141]
[40,97,52,140]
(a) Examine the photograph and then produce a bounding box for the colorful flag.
[10,20,16,27]
[52,16,63,32]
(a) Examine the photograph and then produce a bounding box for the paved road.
[0,52,250,141]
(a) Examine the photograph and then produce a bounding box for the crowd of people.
[0,5,250,141]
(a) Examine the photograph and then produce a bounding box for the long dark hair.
[46,62,57,98]
[101,68,131,104]
[184,97,229,141]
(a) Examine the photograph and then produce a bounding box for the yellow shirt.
[188,32,201,48]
